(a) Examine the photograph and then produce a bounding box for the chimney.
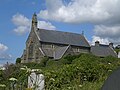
[95,41,99,46]
[109,42,113,48]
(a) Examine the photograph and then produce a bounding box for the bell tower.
[32,13,37,28]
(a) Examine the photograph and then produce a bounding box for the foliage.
[60,54,81,64]
[115,48,120,54]
[43,54,120,90]
[39,56,49,67]
[22,57,49,69]
[16,58,21,64]
[0,54,120,90]
[23,62,38,68]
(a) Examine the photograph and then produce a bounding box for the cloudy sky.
[0,0,120,65]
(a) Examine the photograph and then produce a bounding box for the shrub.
[1,53,120,90]
[59,54,82,65]
[16,58,21,64]
[39,57,49,67]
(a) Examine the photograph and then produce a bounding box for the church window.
[28,44,34,57]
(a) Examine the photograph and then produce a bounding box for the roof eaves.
[34,28,41,41]
[109,47,118,57]
[39,47,46,56]
[82,36,90,47]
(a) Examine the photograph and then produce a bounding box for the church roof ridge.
[37,28,82,36]
[37,28,90,47]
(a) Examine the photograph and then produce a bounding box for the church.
[21,13,117,63]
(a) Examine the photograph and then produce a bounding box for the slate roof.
[37,29,90,47]
[42,49,53,57]
[91,44,117,57]
[54,45,70,59]
[42,45,70,59]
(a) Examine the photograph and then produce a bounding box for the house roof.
[37,29,90,47]
[91,44,117,57]
[42,49,53,57]
[41,45,70,59]
[54,45,70,59]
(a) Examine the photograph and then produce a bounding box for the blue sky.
[0,0,45,65]
[0,0,120,65]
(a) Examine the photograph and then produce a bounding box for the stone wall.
[22,39,90,63]
[41,42,90,59]
[22,28,44,63]
[64,45,90,56]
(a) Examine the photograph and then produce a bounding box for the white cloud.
[38,0,120,24]
[12,13,56,35]
[38,0,120,45]
[12,13,31,35]
[38,21,56,30]
[11,1,120,45]
[93,25,120,45]
[0,43,12,60]
[13,26,29,35]
[12,13,30,26]
[0,43,8,52]
[91,36,109,45]
[94,25,120,38]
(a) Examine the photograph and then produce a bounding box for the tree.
[16,58,21,64]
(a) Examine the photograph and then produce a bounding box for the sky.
[0,0,120,66]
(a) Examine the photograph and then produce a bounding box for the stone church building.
[21,13,90,63]
[21,13,117,63]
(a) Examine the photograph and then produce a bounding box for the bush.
[39,57,49,67]
[62,54,81,64]
[43,54,120,89]
[23,62,37,68]
[1,53,120,90]
[16,58,21,64]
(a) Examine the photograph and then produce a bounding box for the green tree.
[16,58,21,64]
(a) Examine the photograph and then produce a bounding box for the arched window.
[28,41,34,59]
